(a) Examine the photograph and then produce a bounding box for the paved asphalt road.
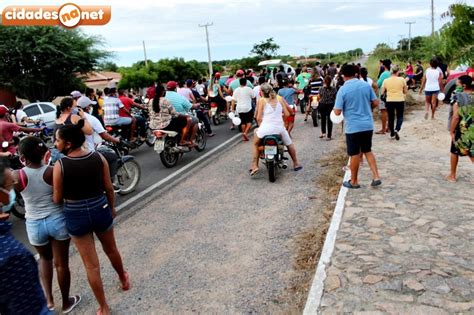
[9,117,240,253]
[60,113,343,313]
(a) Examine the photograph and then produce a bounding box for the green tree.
[250,38,280,60]
[97,61,119,72]
[439,3,474,64]
[0,26,110,101]
[118,58,206,89]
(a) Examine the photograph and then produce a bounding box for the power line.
[198,22,213,78]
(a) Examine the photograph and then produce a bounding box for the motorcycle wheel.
[311,110,319,127]
[159,139,180,168]
[300,100,306,114]
[10,195,26,220]
[145,128,156,147]
[195,127,207,152]
[117,160,141,195]
[212,115,220,126]
[267,160,276,183]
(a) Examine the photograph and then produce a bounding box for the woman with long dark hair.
[53,121,129,315]
[318,76,337,140]
[150,84,186,134]
[420,58,444,119]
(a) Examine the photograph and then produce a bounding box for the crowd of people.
[0,55,472,314]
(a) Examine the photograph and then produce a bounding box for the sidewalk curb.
[303,159,351,314]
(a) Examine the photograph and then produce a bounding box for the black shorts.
[238,110,254,124]
[346,130,373,156]
[163,116,186,133]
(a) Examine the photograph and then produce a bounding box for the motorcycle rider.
[229,70,254,94]
[190,81,215,137]
[208,72,227,113]
[76,96,120,183]
[177,80,197,103]
[0,105,44,155]
[164,81,198,146]
[103,88,135,141]
[118,89,147,142]
[250,83,302,175]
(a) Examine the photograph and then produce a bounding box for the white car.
[23,102,57,128]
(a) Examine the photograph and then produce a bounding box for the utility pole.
[405,21,415,50]
[398,35,404,51]
[303,48,308,62]
[431,0,435,36]
[142,40,148,68]
[199,22,213,78]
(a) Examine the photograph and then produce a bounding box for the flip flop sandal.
[249,168,260,176]
[343,180,360,189]
[371,179,382,187]
[444,175,456,183]
[63,295,82,314]
[294,166,303,172]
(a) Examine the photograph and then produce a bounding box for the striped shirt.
[309,78,324,95]
[103,96,124,125]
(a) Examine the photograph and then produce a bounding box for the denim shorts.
[111,117,132,126]
[64,195,113,237]
[425,90,439,97]
[26,212,70,246]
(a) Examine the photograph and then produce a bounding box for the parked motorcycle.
[259,135,288,182]
[153,113,207,168]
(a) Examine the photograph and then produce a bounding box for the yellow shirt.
[382,76,407,102]
[97,98,104,116]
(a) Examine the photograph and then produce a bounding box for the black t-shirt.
[415,65,424,79]
[439,63,448,79]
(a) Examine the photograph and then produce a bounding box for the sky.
[0,0,456,66]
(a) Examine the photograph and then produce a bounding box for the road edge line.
[303,159,351,314]
[116,132,243,213]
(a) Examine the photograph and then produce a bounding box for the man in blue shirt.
[334,64,382,189]
[164,81,198,146]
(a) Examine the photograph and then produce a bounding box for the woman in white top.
[250,83,302,175]
[13,136,81,313]
[420,58,444,120]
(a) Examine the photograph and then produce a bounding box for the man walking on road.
[333,65,382,188]
[376,59,391,134]
[232,78,255,141]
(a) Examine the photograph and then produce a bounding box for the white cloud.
[309,24,381,33]
[382,9,429,20]
[334,5,355,12]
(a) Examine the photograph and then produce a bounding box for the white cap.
[77,96,96,108]
[70,91,82,98]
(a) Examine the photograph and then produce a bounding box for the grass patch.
[281,141,347,310]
